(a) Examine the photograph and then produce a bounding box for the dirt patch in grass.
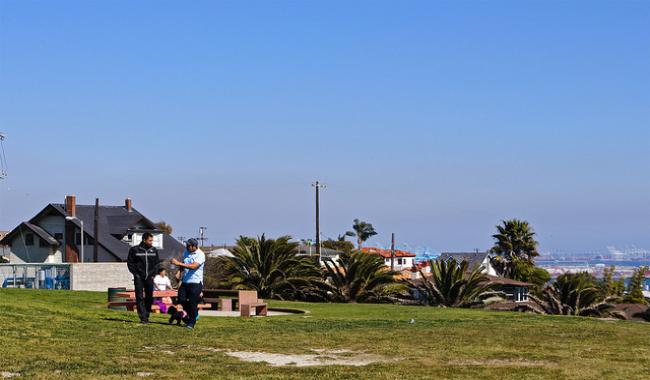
[225,349,389,367]
[142,344,388,367]
[139,345,176,355]
[449,359,550,367]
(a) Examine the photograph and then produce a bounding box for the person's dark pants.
[178,282,202,325]
[133,275,154,322]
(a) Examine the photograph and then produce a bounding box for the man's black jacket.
[127,242,161,279]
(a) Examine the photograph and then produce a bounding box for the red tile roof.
[361,247,417,258]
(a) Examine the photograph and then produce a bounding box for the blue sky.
[0,1,648,254]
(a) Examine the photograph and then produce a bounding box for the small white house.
[361,247,416,271]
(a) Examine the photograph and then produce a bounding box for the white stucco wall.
[383,257,414,270]
[482,257,498,276]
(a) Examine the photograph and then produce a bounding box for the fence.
[0,263,134,291]
[0,264,71,289]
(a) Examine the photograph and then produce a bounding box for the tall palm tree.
[490,219,539,277]
[415,258,500,307]
[220,234,330,301]
[323,252,406,303]
[351,219,377,249]
[517,272,618,317]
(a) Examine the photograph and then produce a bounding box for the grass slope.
[0,289,649,379]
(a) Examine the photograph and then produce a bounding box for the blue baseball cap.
[186,238,199,247]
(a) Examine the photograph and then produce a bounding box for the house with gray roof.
[418,252,531,303]
[0,195,184,263]
[438,251,498,276]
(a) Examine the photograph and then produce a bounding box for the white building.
[361,247,417,271]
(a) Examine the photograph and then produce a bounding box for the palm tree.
[351,219,377,249]
[624,266,649,304]
[323,252,407,303]
[490,219,539,277]
[517,272,618,317]
[220,235,330,301]
[415,258,501,307]
[337,231,355,242]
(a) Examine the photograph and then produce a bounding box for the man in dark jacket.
[127,232,160,323]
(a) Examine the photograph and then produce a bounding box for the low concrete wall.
[70,263,133,291]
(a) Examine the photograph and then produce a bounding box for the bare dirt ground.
[224,349,390,367]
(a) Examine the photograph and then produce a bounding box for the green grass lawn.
[1,289,649,379]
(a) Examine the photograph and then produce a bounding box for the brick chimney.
[65,195,76,217]
[125,198,132,212]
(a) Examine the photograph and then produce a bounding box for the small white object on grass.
[409,318,416,324]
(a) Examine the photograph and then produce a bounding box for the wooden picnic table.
[115,290,178,299]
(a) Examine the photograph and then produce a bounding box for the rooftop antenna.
[0,133,7,179]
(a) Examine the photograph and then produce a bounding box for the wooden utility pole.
[93,198,99,262]
[391,233,396,271]
[312,181,325,259]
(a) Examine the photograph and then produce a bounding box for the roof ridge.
[51,203,134,208]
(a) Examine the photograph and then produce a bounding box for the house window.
[25,233,34,246]
[397,258,403,265]
[39,238,48,248]
[515,287,529,302]
[75,233,94,245]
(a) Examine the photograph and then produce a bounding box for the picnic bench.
[106,289,211,313]
[107,288,267,317]
[202,289,267,316]
[238,290,267,317]
[202,289,239,311]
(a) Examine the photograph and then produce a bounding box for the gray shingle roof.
[439,252,490,270]
[28,203,183,261]
[0,222,59,246]
[21,222,59,246]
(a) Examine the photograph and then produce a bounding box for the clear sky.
[0,1,648,254]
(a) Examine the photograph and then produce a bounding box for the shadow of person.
[102,317,170,326]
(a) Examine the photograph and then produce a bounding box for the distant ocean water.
[537,259,650,268]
